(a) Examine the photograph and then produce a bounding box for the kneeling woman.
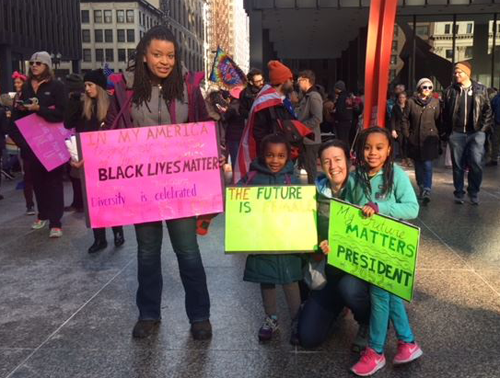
[64,69,125,253]
[298,140,370,351]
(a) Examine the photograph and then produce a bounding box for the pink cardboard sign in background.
[78,122,224,228]
[15,113,72,171]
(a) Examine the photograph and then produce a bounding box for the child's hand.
[319,240,331,255]
[362,205,375,217]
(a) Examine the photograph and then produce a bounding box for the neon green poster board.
[225,186,317,253]
[327,199,420,301]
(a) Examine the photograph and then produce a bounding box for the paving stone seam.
[3,258,134,378]
[417,217,500,299]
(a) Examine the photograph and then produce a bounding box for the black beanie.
[83,69,107,90]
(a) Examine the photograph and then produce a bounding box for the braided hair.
[132,26,184,107]
[354,127,394,200]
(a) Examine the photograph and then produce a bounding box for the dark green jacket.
[238,159,303,285]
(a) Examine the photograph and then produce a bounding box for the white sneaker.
[49,228,63,238]
[31,219,47,230]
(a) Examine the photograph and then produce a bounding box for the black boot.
[114,231,125,247]
[88,239,107,254]
[132,319,160,338]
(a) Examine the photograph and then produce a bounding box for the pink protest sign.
[15,113,72,171]
[78,122,224,228]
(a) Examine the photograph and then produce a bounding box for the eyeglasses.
[29,61,43,66]
[421,86,433,90]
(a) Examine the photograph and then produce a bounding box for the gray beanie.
[334,80,346,92]
[416,78,433,90]
[30,51,52,67]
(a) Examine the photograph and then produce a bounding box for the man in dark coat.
[443,61,493,205]
[239,68,265,119]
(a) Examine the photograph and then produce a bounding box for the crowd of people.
[1,24,500,376]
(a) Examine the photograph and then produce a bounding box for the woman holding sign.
[105,26,212,340]
[64,69,125,253]
[299,140,371,352]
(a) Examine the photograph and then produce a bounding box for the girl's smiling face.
[264,143,288,173]
[364,132,391,175]
[321,146,348,189]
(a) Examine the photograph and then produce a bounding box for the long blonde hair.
[83,85,110,122]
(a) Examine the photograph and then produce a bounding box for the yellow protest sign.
[225,186,317,253]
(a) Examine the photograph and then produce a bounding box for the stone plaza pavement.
[1,162,500,378]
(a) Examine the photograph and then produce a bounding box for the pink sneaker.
[350,347,386,376]
[393,341,423,365]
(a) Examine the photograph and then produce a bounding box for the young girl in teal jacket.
[238,134,302,345]
[345,127,422,376]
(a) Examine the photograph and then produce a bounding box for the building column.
[472,22,490,85]
[249,10,264,70]
[0,45,13,93]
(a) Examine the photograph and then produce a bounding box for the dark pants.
[22,158,34,208]
[487,122,500,162]
[298,273,370,349]
[334,121,352,147]
[449,131,486,198]
[29,157,64,228]
[93,226,123,242]
[69,176,84,209]
[134,217,210,322]
[227,139,240,171]
[413,160,433,191]
[300,144,320,184]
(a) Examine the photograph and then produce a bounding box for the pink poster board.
[15,113,72,171]
[78,122,224,228]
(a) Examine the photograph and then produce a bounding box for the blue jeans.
[369,286,414,353]
[413,160,433,191]
[449,131,486,198]
[135,217,210,323]
[298,273,370,348]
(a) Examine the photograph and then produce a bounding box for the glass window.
[118,49,126,62]
[446,49,453,59]
[104,10,112,23]
[105,29,113,43]
[127,29,135,43]
[81,10,90,23]
[83,49,92,62]
[82,29,91,43]
[105,49,114,62]
[466,23,473,34]
[127,49,135,61]
[445,24,451,34]
[94,10,102,23]
[392,40,398,52]
[94,29,103,43]
[415,25,429,37]
[117,10,125,23]
[126,10,134,23]
[390,55,397,65]
[96,49,104,62]
[117,29,125,42]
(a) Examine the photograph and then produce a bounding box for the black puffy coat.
[402,96,441,161]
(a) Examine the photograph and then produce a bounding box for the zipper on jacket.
[158,84,162,124]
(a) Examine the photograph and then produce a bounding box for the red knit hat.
[268,60,293,86]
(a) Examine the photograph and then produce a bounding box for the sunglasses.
[421,86,433,90]
[29,61,43,66]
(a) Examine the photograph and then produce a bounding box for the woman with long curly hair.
[106,26,213,340]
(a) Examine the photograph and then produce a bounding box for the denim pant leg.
[389,294,414,344]
[368,285,391,353]
[466,131,486,197]
[298,275,344,349]
[135,221,163,320]
[449,132,467,197]
[337,274,371,325]
[422,160,433,191]
[413,160,424,189]
[166,217,210,323]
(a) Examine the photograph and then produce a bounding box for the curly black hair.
[354,127,394,200]
[132,26,184,107]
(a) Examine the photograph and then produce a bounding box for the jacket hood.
[316,173,345,199]
[249,158,295,176]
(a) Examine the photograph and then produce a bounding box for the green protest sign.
[225,186,317,253]
[327,199,420,301]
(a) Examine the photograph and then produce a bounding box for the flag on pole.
[103,62,114,77]
[363,0,398,128]
[209,47,246,87]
